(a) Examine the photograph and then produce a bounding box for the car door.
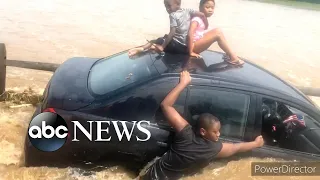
[184,85,256,146]
[98,77,188,163]
[251,94,320,161]
[72,93,155,169]
[68,111,121,164]
[149,79,189,160]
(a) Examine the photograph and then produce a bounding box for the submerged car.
[24,49,320,173]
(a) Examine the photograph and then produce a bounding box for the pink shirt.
[191,17,206,42]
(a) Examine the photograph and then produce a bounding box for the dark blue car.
[24,50,320,173]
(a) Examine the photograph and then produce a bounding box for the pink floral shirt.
[191,16,206,42]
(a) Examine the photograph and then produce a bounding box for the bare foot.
[223,54,244,65]
[128,47,143,58]
[226,59,244,65]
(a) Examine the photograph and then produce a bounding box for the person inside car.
[138,71,264,180]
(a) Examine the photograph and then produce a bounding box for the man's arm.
[188,21,200,57]
[191,11,208,29]
[160,27,176,50]
[160,71,191,132]
[216,136,264,158]
[191,11,206,18]
[155,14,177,52]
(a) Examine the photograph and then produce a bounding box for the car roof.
[149,50,313,105]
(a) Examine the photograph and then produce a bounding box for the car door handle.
[157,141,167,147]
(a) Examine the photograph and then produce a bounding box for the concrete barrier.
[0,43,6,96]
[0,43,59,96]
[5,60,59,72]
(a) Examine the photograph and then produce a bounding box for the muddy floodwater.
[0,0,319,179]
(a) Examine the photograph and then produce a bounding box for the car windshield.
[88,52,159,96]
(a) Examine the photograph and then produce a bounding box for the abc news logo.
[28,112,151,152]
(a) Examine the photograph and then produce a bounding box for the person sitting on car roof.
[187,0,244,65]
[128,0,207,58]
[137,71,264,180]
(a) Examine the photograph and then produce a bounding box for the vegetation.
[0,87,43,106]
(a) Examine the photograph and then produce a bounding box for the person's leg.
[137,156,162,180]
[128,35,168,57]
[164,39,189,55]
[193,28,244,65]
[128,42,153,57]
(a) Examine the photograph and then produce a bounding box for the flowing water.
[0,0,320,179]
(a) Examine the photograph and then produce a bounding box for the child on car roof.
[188,0,244,65]
[128,0,207,58]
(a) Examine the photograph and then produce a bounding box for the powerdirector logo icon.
[28,112,152,152]
[251,162,320,176]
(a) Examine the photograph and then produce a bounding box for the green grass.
[247,0,320,11]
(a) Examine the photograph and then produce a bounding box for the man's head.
[196,113,221,141]
[164,0,181,14]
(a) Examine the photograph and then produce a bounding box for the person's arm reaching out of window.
[160,71,191,132]
[216,136,264,158]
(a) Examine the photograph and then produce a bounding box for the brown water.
[0,0,320,179]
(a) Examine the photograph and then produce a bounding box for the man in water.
[138,71,264,180]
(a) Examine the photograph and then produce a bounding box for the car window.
[154,89,187,126]
[261,98,320,154]
[88,53,159,96]
[186,87,251,139]
[103,79,187,123]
